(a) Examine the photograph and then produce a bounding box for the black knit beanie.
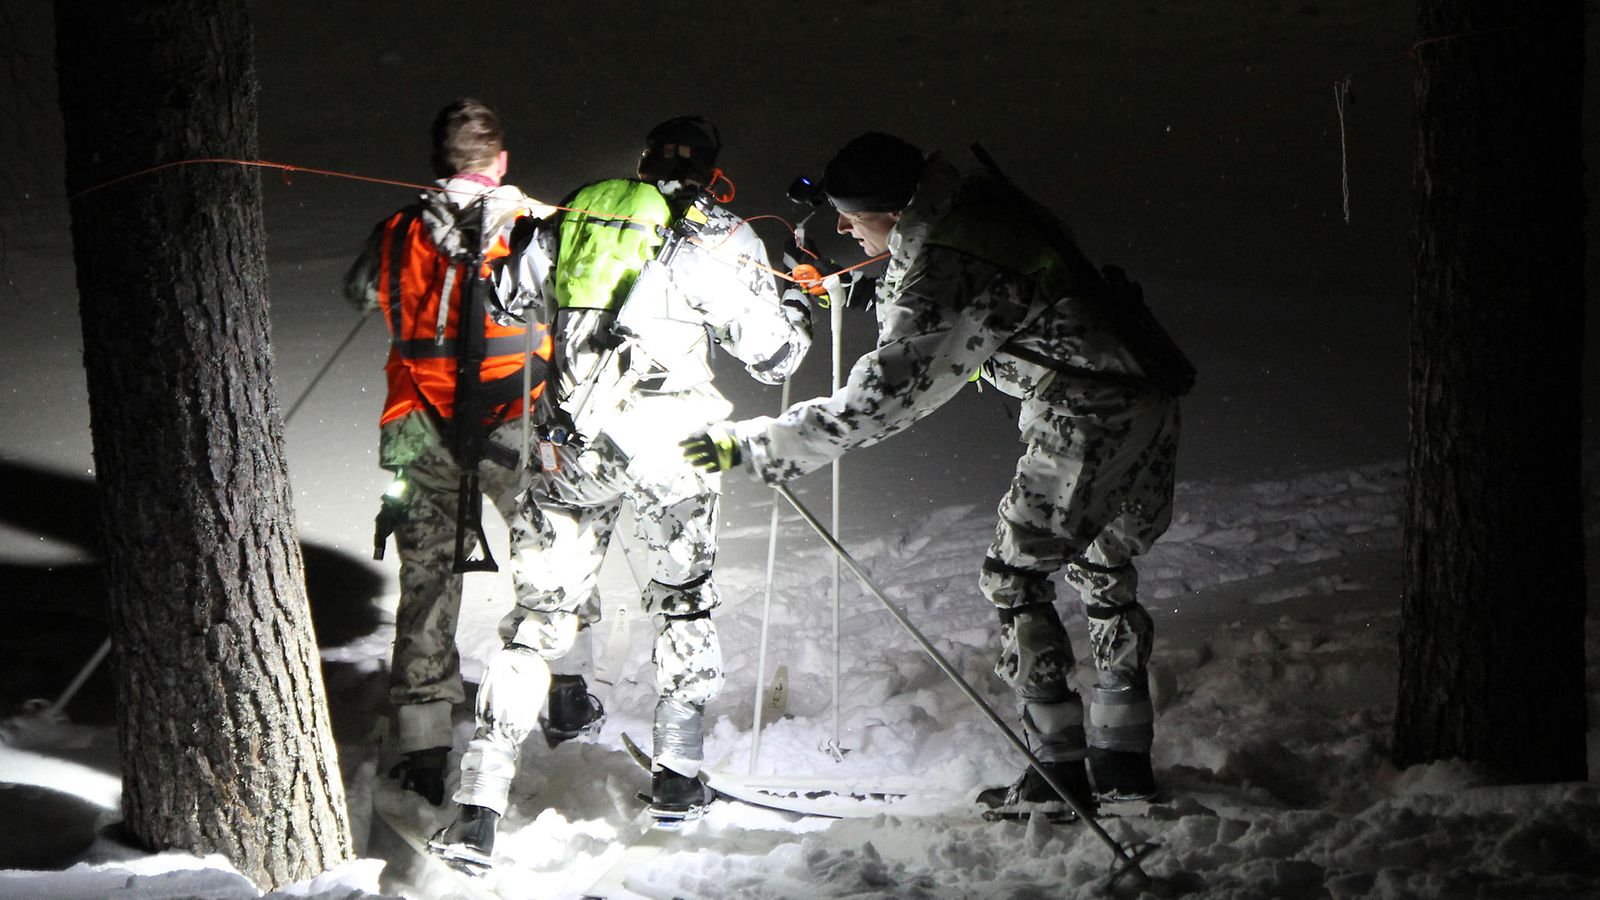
[822,132,925,212]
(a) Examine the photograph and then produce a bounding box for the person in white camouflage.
[683,132,1184,813]
[431,117,812,864]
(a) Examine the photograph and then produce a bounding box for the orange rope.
[68,157,436,201]
[71,154,810,283]
[69,29,1505,283]
[1408,25,1519,59]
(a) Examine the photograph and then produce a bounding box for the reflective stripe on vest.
[374,205,550,425]
[394,333,531,360]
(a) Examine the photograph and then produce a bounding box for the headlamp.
[786,175,828,207]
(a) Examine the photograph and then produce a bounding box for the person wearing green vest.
[684,132,1186,816]
[430,117,813,865]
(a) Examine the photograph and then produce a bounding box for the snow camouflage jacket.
[735,152,1167,484]
[492,194,810,462]
[344,177,555,469]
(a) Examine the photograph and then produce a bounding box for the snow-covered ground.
[4,460,1598,898]
[2,1,1598,898]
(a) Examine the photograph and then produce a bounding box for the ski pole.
[38,312,375,722]
[826,288,844,760]
[36,638,111,720]
[283,311,374,426]
[775,484,1154,889]
[748,381,791,775]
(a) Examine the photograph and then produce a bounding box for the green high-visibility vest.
[555,179,675,311]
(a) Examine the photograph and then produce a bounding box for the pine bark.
[55,0,352,886]
[1397,0,1587,780]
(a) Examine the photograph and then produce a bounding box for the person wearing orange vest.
[344,98,553,805]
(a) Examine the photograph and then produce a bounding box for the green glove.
[680,425,742,472]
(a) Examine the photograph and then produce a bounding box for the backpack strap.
[381,206,420,336]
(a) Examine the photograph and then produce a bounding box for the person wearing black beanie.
[685,131,1191,816]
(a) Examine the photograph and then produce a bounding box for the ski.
[620,729,654,772]
[976,792,1171,823]
[618,733,1169,824]
[575,804,788,899]
[619,732,976,819]
[704,769,964,819]
[575,807,676,898]
[370,801,500,900]
[617,731,718,824]
[979,805,1081,824]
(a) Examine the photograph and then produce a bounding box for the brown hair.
[431,98,504,177]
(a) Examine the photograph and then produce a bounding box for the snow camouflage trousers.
[456,428,727,810]
[988,385,1179,755]
[387,424,530,752]
[500,429,724,684]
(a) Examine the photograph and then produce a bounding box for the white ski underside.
[702,769,974,819]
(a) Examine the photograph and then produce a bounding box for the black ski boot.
[978,759,1095,820]
[1089,747,1158,801]
[539,674,605,748]
[428,803,499,870]
[389,746,449,806]
[649,768,709,822]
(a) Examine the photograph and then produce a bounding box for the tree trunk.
[1397,0,1587,780]
[55,0,352,887]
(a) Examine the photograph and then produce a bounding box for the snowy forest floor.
[2,455,1598,898]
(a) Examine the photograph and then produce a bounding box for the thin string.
[1334,77,1352,224]
[67,26,1510,281]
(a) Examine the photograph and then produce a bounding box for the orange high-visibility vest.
[373,206,551,428]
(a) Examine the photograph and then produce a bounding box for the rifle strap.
[969,144,1194,397]
[449,198,493,465]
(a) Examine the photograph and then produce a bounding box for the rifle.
[970,143,1196,397]
[447,197,501,574]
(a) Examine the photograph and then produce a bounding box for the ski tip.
[619,731,652,772]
